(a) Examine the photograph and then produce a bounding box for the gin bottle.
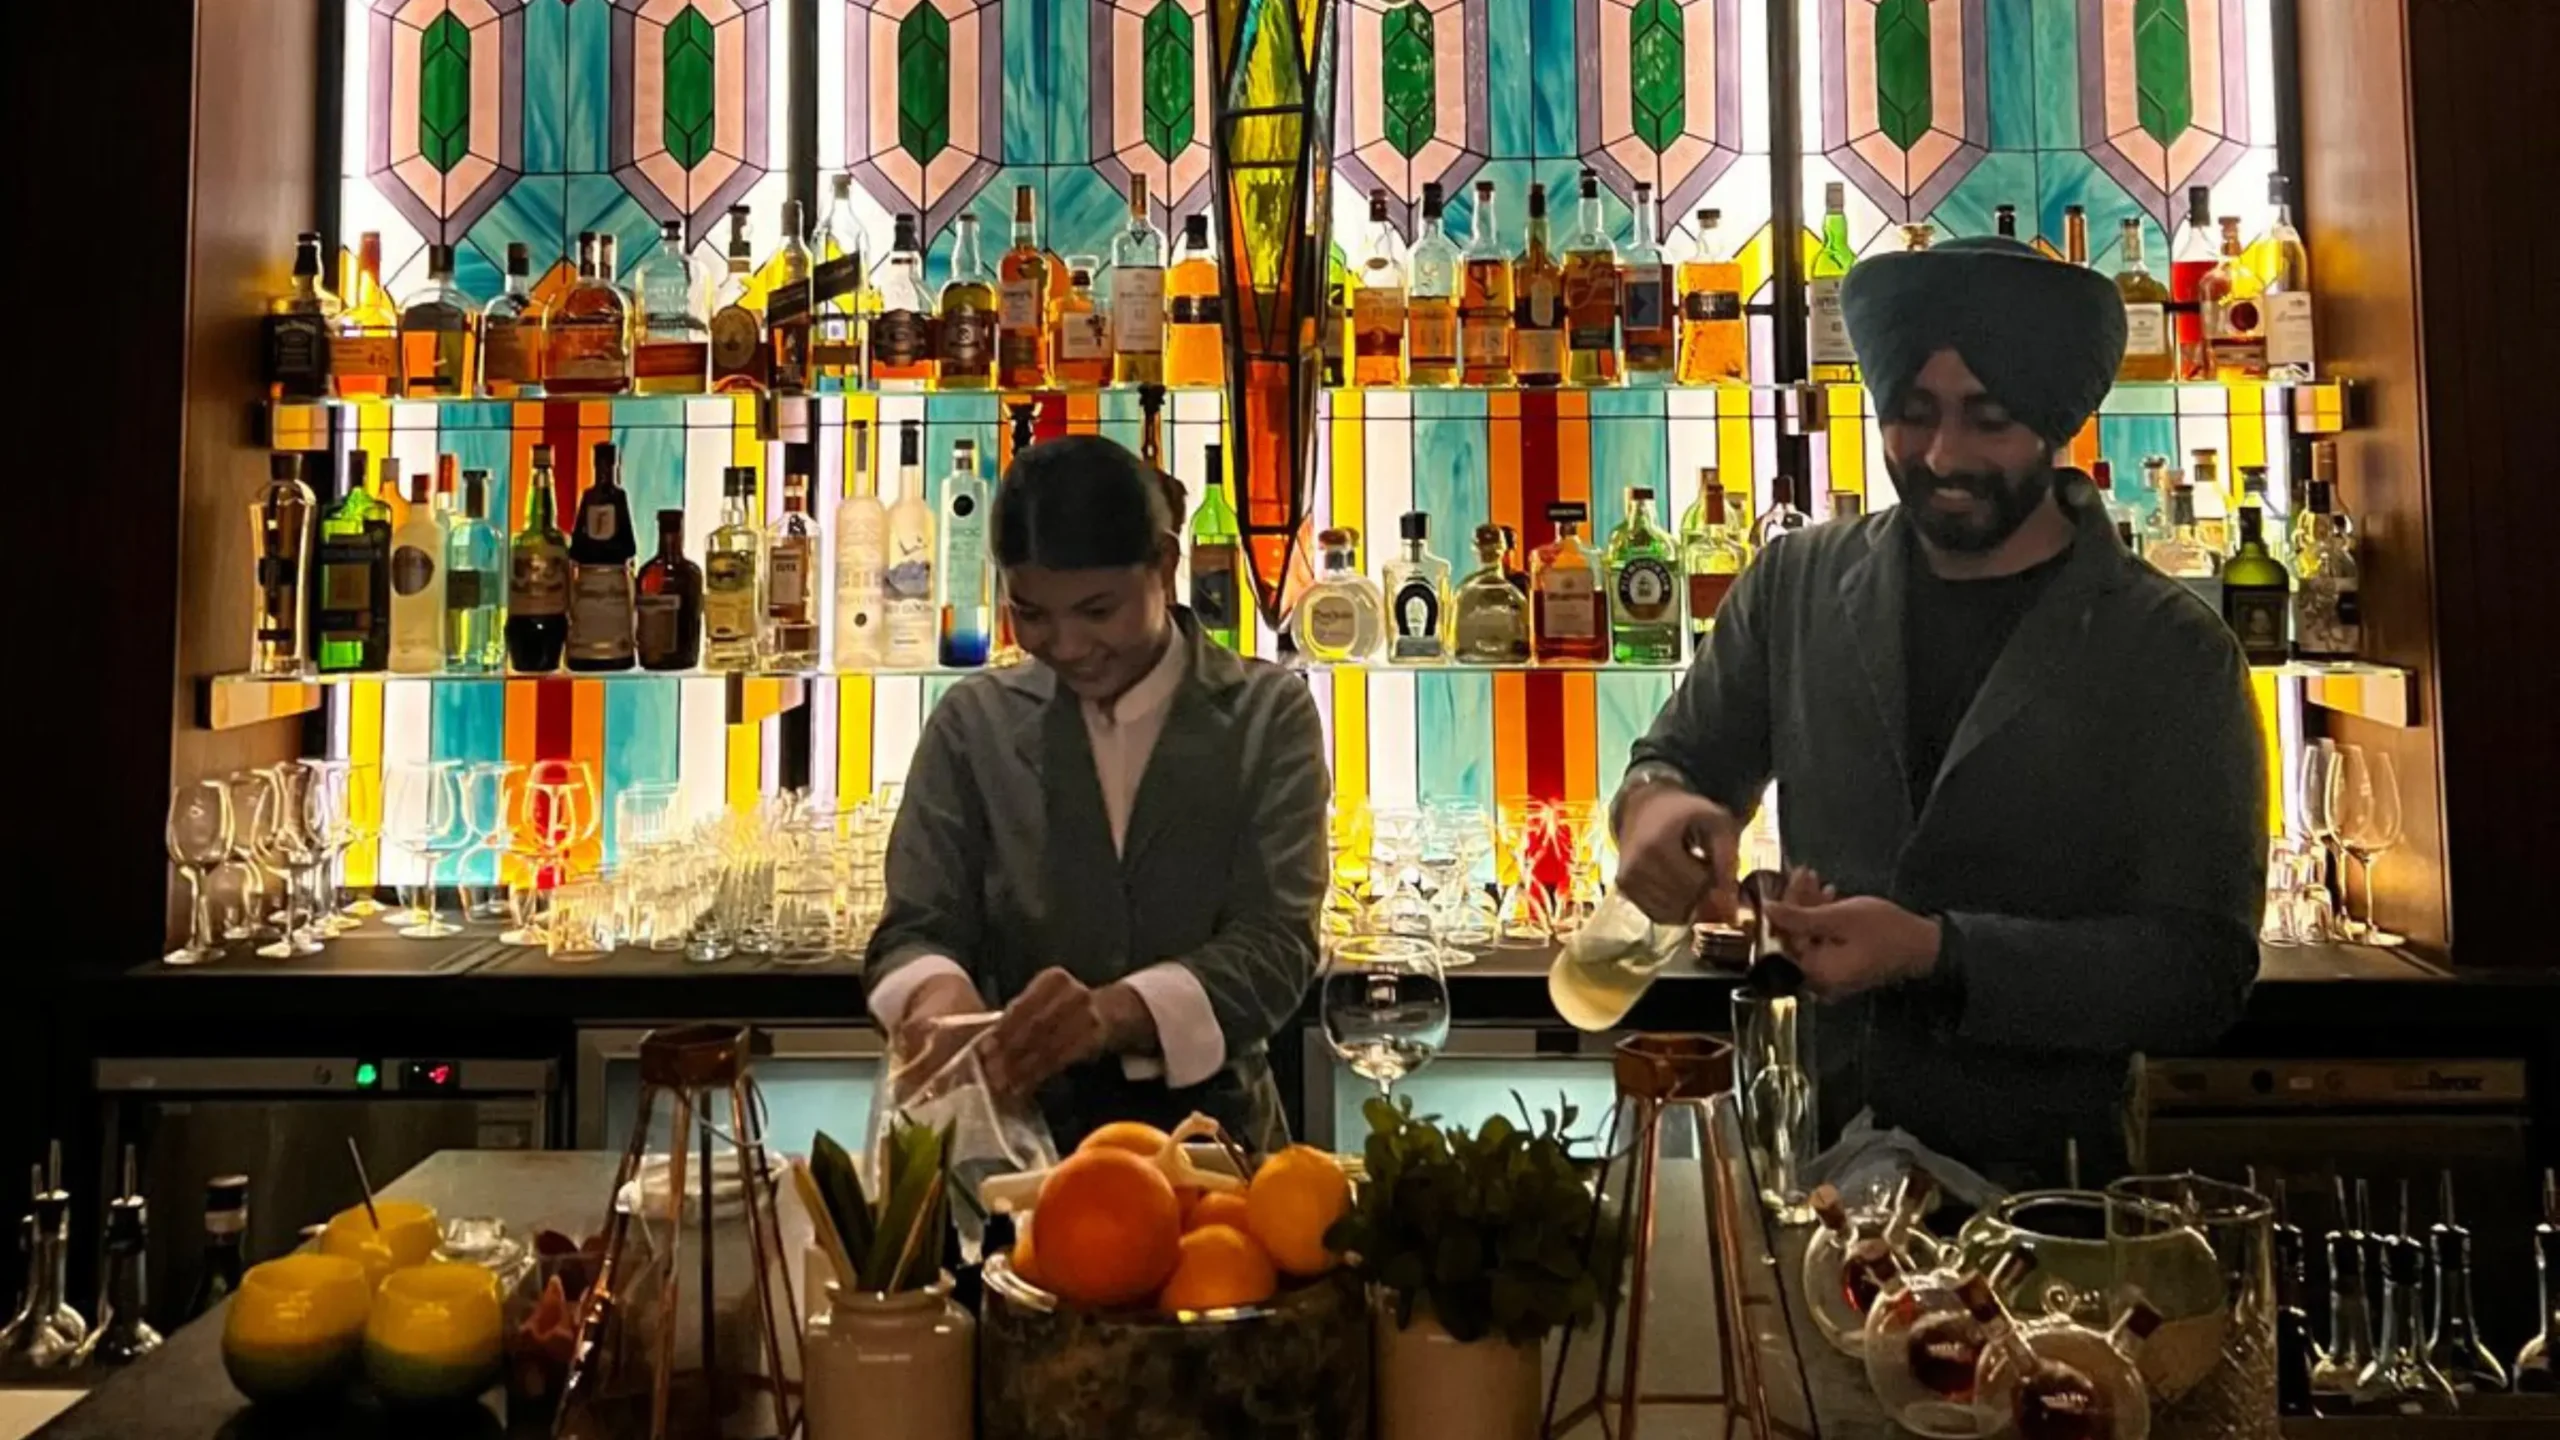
[1292,528,1384,663]
[1405,183,1460,387]
[1109,175,1168,386]
[1604,486,1680,663]
[442,471,504,673]
[1381,511,1450,664]
[249,453,316,677]
[388,472,448,674]
[313,449,392,674]
[504,446,571,673]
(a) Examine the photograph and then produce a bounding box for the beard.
[1884,452,2057,554]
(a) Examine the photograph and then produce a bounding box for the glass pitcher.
[2105,1173,2277,1440]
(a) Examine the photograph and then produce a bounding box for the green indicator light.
[354,1062,381,1089]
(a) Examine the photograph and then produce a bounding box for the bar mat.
[469,942,865,978]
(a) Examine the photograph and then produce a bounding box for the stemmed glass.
[1364,806,1435,938]
[1494,797,1554,946]
[250,765,325,958]
[384,761,470,938]
[336,761,387,921]
[455,761,521,921]
[1318,934,1450,1096]
[164,780,235,966]
[504,760,600,947]
[300,760,358,937]
[216,770,278,942]
[2329,745,2406,947]
[1420,800,1496,956]
[2296,739,2340,942]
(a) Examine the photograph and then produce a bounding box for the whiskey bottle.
[249,453,316,677]
[2422,1171,2509,1394]
[2517,1168,2557,1393]
[1678,474,1745,651]
[2220,507,2290,666]
[1755,474,1810,551]
[1109,176,1169,387]
[1619,183,1674,386]
[480,242,544,397]
[1188,444,1243,649]
[544,232,632,395]
[2262,172,2318,379]
[1382,511,1451,664]
[1406,183,1460,387]
[707,206,767,394]
[566,441,638,672]
[634,509,702,672]
[1512,184,1566,388]
[1353,189,1409,388]
[701,466,762,672]
[1898,223,1934,251]
[1051,260,1113,389]
[1165,212,1224,388]
[812,173,868,387]
[765,199,817,394]
[1451,524,1530,664]
[761,456,821,668]
[1459,180,1516,387]
[1809,183,1859,385]
[834,420,888,668]
[884,422,938,667]
[2113,219,2175,382]
[330,231,399,398]
[936,213,998,390]
[183,1176,249,1320]
[1530,503,1605,664]
[937,441,993,667]
[503,444,571,673]
[1292,528,1385,663]
[1676,210,1747,385]
[998,185,1059,390]
[312,449,392,674]
[2061,204,2088,264]
[442,470,504,673]
[388,471,449,674]
[869,213,934,390]
[398,243,476,397]
[2201,216,2269,380]
[1605,487,1680,663]
[1562,169,1621,387]
[263,232,339,400]
[632,219,710,395]
[2169,185,2218,378]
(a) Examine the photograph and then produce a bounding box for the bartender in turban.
[1611,237,2266,1187]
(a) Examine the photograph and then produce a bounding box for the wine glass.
[336,761,388,921]
[216,770,279,942]
[505,761,600,946]
[1420,800,1495,957]
[2329,745,2406,947]
[299,760,358,937]
[1364,805,1435,938]
[1317,934,1450,1096]
[2295,739,2340,942]
[1494,796,1554,946]
[249,766,324,958]
[163,779,235,966]
[455,761,521,920]
[384,761,470,938]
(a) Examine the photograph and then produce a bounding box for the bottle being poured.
[1548,853,1825,1030]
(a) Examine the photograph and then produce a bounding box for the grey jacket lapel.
[1837,520,1915,815]
[1120,616,1250,875]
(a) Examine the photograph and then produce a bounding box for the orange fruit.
[1078,1121,1173,1159]
[1185,1191,1252,1234]
[1246,1145,1351,1277]
[1030,1148,1182,1308]
[1156,1224,1278,1314]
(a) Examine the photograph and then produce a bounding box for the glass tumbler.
[1732,984,1817,1224]
[2105,1173,2277,1440]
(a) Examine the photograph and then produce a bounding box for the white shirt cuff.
[868,954,973,1032]
[1115,963,1226,1089]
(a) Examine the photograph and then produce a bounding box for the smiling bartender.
[1612,237,2267,1188]
[864,435,1328,1153]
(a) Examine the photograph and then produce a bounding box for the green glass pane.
[663,6,716,170]
[899,3,953,166]
[1381,2,1436,160]
[2134,0,2194,148]
[419,11,472,175]
[1629,0,1686,156]
[1144,0,1198,161]
[1874,0,1933,153]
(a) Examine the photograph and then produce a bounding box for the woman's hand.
[981,968,1158,1098]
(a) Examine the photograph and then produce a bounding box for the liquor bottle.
[2236,464,2285,564]
[1107,176,1169,386]
[2357,1233,2460,1414]
[2517,1168,2557,1393]
[0,1185,81,1367]
[1971,1280,2166,1440]
[263,231,339,400]
[1616,183,1675,386]
[1530,503,1605,664]
[1810,183,1859,385]
[443,470,504,673]
[1605,487,1680,663]
[1562,170,1621,387]
[544,232,631,395]
[2146,481,2219,582]
[2293,448,2363,661]
[395,243,475,397]
[564,443,637,672]
[1451,524,1531,664]
[1898,223,1934,251]
[634,510,702,672]
[2062,204,2089,265]
[2262,173,2317,379]
[834,421,888,668]
[631,219,710,395]
[326,232,398,398]
[812,172,868,387]
[702,466,761,671]
[388,472,448,674]
[2168,185,2218,379]
[936,213,998,391]
[1801,1182,1944,1357]
[1460,181,1516,387]
[476,241,544,398]
[2221,506,2290,665]
[870,214,935,390]
[1679,476,1745,651]
[1139,380,1168,473]
[2201,216,2268,380]
[313,450,392,674]
[1675,210,1747,385]
[2190,446,2230,554]
[2422,1172,2509,1394]
[1165,212,1225,388]
[936,441,993,667]
[1353,189,1409,388]
[1755,474,1810,550]
[708,206,767,394]
[2107,219,2176,383]
[1513,183,1566,388]
[1993,203,2019,241]
[183,1176,250,1320]
[1828,489,1865,523]
[1293,528,1385,663]
[766,198,816,394]
[1189,444,1243,649]
[1382,512,1450,664]
[1405,184,1461,387]
[2261,1174,2317,1416]
[1051,260,1113,389]
[249,454,316,677]
[504,447,571,672]
[761,459,821,669]
[72,1158,160,1368]
[2089,457,2137,538]
[998,185,1057,390]
[884,422,937,668]
[1324,240,1351,388]
[2315,1177,2384,1406]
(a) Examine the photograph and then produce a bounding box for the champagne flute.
[164,779,235,966]
[2330,746,2406,947]
[1319,934,1450,1095]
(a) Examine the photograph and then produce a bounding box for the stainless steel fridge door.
[575,1027,885,1160]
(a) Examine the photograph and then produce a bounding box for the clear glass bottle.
[1512,183,1566,387]
[477,241,543,398]
[1051,259,1113,388]
[812,172,868,387]
[1109,175,1168,386]
[1293,528,1385,663]
[2147,481,2221,580]
[870,213,935,389]
[2113,219,2174,382]
[1562,169,1621,387]
[937,440,993,667]
[1605,486,1681,663]
[2292,461,2361,661]
[1675,209,1747,385]
[2262,172,2317,379]
[701,466,762,672]
[2168,184,2219,379]
[1354,189,1408,388]
[1809,183,1859,384]
[1452,524,1531,664]
[1755,474,1810,551]
[1679,475,1746,652]
[441,470,503,673]
[1405,183,1460,387]
[1460,180,1515,387]
[2200,214,2269,381]
[998,184,1058,390]
[2221,506,2291,666]
[1382,511,1450,664]
[936,214,998,391]
[1972,1284,2165,1440]
[396,242,476,397]
[388,472,448,674]
[1165,212,1224,389]
[2357,1235,2460,1414]
[834,421,887,669]
[313,449,392,674]
[635,509,702,672]
[73,1172,160,1367]
[1802,1181,1940,1357]
[708,205,767,394]
[2517,1168,2557,1393]
[766,198,816,394]
[1531,503,1605,664]
[1619,183,1674,385]
[566,441,638,672]
[330,231,399,398]
[2421,1173,2509,1394]
[250,453,316,677]
[632,219,709,394]
[264,231,339,400]
[543,232,631,395]
[504,445,571,673]
[761,460,821,668]
[1189,444,1243,649]
[884,421,938,668]
[0,1189,81,1368]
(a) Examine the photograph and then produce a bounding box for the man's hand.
[1759,895,1942,999]
[980,968,1159,1098]
[889,971,993,1094]
[1615,786,1744,925]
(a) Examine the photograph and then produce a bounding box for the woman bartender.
[863,435,1329,1153]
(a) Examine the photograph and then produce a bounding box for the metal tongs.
[1727,868,1805,996]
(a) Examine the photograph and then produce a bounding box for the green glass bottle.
[2220,505,2292,666]
[503,445,570,672]
[311,448,392,673]
[1809,181,1860,385]
[1188,443,1243,650]
[1604,486,1681,664]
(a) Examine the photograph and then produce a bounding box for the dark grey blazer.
[864,609,1330,1153]
[1621,479,2267,1183]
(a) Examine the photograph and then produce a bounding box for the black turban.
[1839,235,2127,448]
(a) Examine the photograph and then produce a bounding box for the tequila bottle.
[2262,172,2318,379]
[1530,503,1604,664]
[2146,482,2221,579]
[1405,183,1460,387]
[565,442,638,672]
[1109,175,1168,386]
[480,242,544,397]
[388,472,448,674]
[765,199,816,394]
[397,243,475,397]
[812,173,868,387]
[936,213,997,390]
[1293,528,1385,663]
[1188,443,1243,649]
[544,232,631,395]
[2221,506,2291,665]
[1353,189,1408,388]
[443,470,504,673]
[1381,511,1450,664]
[1512,184,1566,387]
[1809,183,1858,385]
[1618,182,1674,385]
[631,219,709,395]
[1451,524,1530,664]
[884,422,937,668]
[634,509,703,672]
[1676,209,1747,385]
[1459,180,1515,386]
[708,205,767,394]
[2114,219,2175,382]
[701,467,762,672]
[834,421,887,669]
[329,231,398,398]
[997,185,1059,390]
[503,446,570,673]
[1605,487,1680,663]
[1051,260,1112,388]
[1561,169,1620,386]
[2169,185,2218,378]
[263,231,338,400]
[2292,452,2363,661]
[2201,216,2269,380]
[937,440,993,667]
[1679,477,1746,651]
[869,213,935,389]
[1755,474,1810,550]
[312,449,392,674]
[249,453,316,678]
[1165,212,1224,388]
[761,460,821,668]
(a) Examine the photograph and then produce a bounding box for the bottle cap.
[724,465,756,496]
[1630,486,1655,503]
[1399,511,1428,541]
[1698,208,1721,228]
[270,453,300,480]
[1185,211,1209,239]
[1070,265,1095,286]
[1579,168,1600,197]
[2090,458,2114,492]
[593,440,618,474]
[657,508,684,530]
[1473,523,1504,549]
[463,471,490,513]
[531,443,554,465]
[1318,526,1356,551]
[1369,189,1390,220]
[1809,1184,1847,1232]
[1546,501,1586,524]
[409,473,432,506]
[1422,181,1444,212]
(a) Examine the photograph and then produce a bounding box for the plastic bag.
[864,1012,1059,1261]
